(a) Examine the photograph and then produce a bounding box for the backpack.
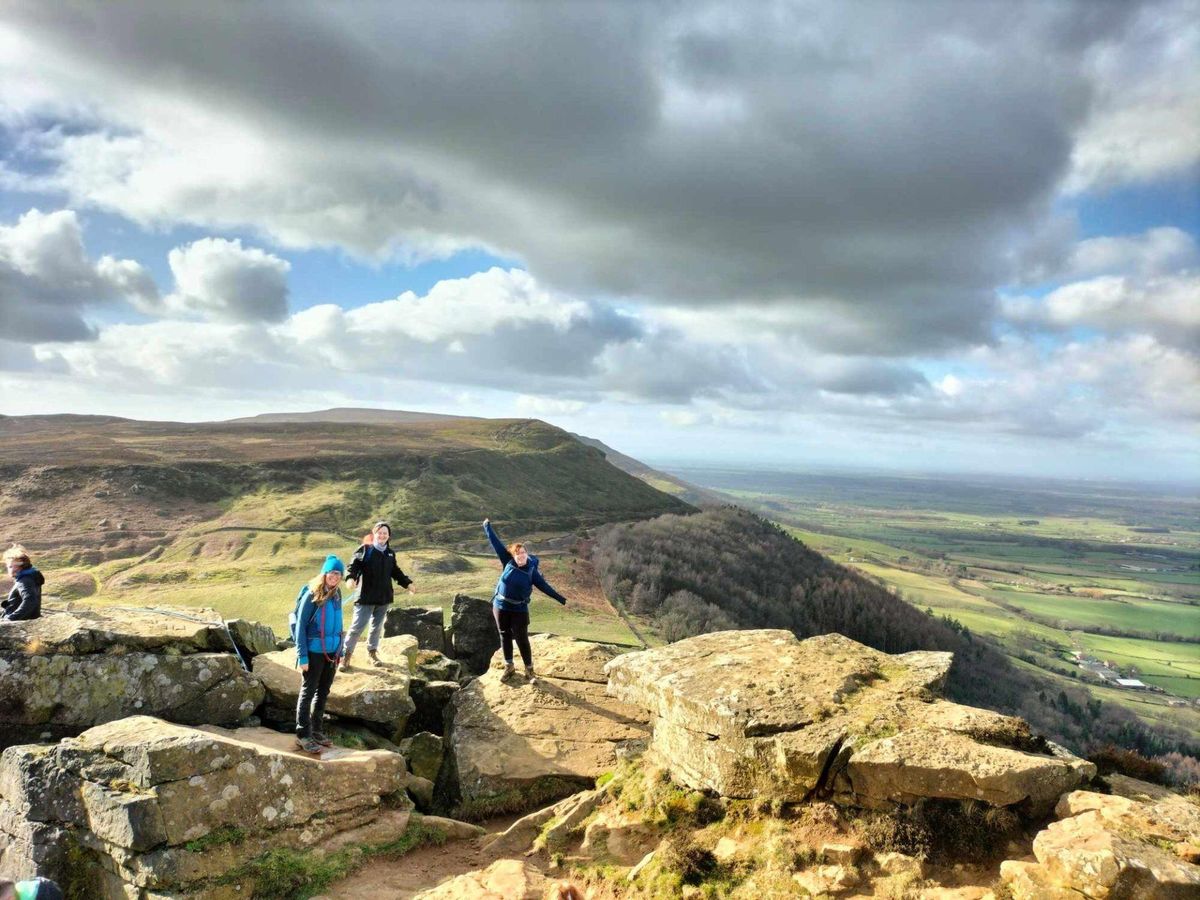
[287,584,313,644]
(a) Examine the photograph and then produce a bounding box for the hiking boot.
[312,731,334,748]
[340,656,354,670]
[500,662,517,681]
[294,736,323,755]
[525,666,538,683]
[368,649,384,667]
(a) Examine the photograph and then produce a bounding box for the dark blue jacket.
[3,566,43,621]
[484,522,567,611]
[294,580,344,665]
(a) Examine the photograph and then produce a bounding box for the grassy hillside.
[0,414,692,557]
[0,412,690,648]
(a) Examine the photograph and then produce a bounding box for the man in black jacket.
[2,545,43,621]
[342,522,414,668]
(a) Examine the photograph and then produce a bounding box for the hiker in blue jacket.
[293,555,346,755]
[483,518,569,681]
[2,545,43,621]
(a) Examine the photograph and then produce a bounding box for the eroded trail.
[324,813,542,898]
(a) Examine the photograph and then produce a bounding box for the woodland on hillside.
[592,507,1200,779]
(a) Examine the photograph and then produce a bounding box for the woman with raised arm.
[483,518,568,681]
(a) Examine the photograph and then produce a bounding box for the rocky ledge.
[0,608,265,749]
[254,634,420,739]
[446,634,649,817]
[0,715,418,898]
[606,630,1094,816]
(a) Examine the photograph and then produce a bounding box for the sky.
[0,1,1197,482]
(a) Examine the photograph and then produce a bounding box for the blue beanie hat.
[321,555,345,575]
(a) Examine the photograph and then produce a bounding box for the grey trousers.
[343,603,388,657]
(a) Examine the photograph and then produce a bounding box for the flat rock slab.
[606,629,1093,812]
[0,715,412,895]
[448,634,648,815]
[0,608,264,750]
[255,634,418,735]
[0,607,238,656]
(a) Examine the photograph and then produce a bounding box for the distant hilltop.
[224,407,483,425]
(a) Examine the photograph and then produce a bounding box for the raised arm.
[483,519,512,565]
[532,567,568,605]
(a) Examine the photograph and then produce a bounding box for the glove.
[557,597,567,606]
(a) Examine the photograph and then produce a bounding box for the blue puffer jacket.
[484,522,568,611]
[294,579,344,665]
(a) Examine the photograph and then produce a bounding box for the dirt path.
[324,813,541,898]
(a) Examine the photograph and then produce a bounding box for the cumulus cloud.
[3,1,1192,355]
[0,207,157,340]
[162,237,289,322]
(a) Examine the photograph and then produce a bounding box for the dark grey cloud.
[3,0,1179,356]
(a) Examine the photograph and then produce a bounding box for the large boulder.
[1001,774,1200,899]
[225,618,279,658]
[0,608,265,749]
[606,630,1094,815]
[254,634,419,738]
[413,858,547,900]
[446,594,499,676]
[384,605,446,653]
[0,716,413,895]
[447,634,648,817]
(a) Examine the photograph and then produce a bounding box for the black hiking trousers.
[493,605,532,667]
[296,653,336,737]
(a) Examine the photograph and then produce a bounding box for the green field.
[672,466,1200,736]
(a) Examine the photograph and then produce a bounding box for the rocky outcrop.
[446,594,499,676]
[1001,774,1200,899]
[225,618,279,659]
[0,608,264,749]
[447,635,648,816]
[406,650,464,736]
[0,716,412,896]
[255,634,419,738]
[606,630,1093,814]
[385,605,446,653]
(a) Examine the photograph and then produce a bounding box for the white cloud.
[162,237,289,322]
[0,207,157,340]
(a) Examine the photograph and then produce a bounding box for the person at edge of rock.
[342,521,414,669]
[483,517,569,682]
[2,544,43,621]
[294,555,346,756]
[0,877,65,900]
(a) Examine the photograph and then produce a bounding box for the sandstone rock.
[385,605,446,653]
[606,630,1092,814]
[448,635,648,816]
[225,618,278,658]
[447,594,499,676]
[822,842,863,865]
[844,727,1092,815]
[413,857,547,899]
[416,813,486,841]
[255,634,418,737]
[407,775,435,810]
[0,715,411,895]
[416,649,464,684]
[794,863,860,895]
[400,731,445,783]
[874,851,927,879]
[999,777,1200,899]
[535,787,607,850]
[0,609,264,750]
[580,808,660,865]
